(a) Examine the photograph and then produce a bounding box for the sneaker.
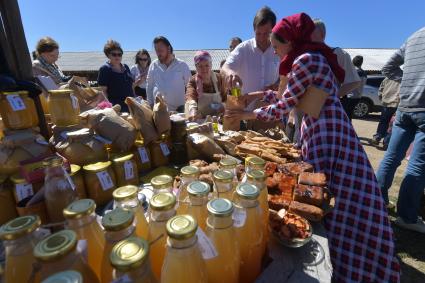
[394,217,425,234]
[386,201,396,210]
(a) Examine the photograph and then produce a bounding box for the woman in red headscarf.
[226,13,400,282]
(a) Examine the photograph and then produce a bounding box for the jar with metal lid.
[112,153,139,187]
[185,181,210,230]
[10,172,42,204]
[205,198,240,283]
[0,175,18,225]
[219,158,238,176]
[69,164,87,199]
[151,175,173,195]
[161,215,207,283]
[0,215,42,283]
[133,139,152,173]
[177,166,200,211]
[113,185,148,239]
[147,192,176,281]
[245,156,266,173]
[83,161,117,206]
[41,270,83,283]
[148,135,170,168]
[101,208,135,283]
[33,230,99,282]
[63,199,105,279]
[213,170,235,200]
[0,91,39,130]
[110,237,156,283]
[47,89,80,127]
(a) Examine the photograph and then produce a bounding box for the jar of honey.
[245,156,266,174]
[151,175,173,195]
[41,270,83,283]
[185,181,210,230]
[149,135,171,168]
[112,153,139,187]
[10,172,42,204]
[69,164,87,199]
[0,175,18,225]
[177,166,200,213]
[83,161,117,206]
[219,158,238,176]
[0,91,39,130]
[133,139,152,173]
[47,89,80,127]
[212,170,235,200]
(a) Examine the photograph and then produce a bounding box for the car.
[353,75,385,119]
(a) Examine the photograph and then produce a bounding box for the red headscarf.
[272,13,345,83]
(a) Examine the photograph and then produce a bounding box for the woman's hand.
[224,110,256,120]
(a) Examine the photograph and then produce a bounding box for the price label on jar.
[138,147,150,163]
[111,275,132,283]
[71,95,79,110]
[15,183,34,202]
[124,161,134,180]
[232,207,247,228]
[160,143,170,156]
[77,239,88,261]
[6,94,26,111]
[196,228,218,259]
[96,171,114,191]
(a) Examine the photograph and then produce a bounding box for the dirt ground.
[352,114,425,283]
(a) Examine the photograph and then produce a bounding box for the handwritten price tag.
[138,147,150,163]
[232,208,247,228]
[96,171,114,191]
[160,143,170,156]
[124,161,134,180]
[71,95,79,109]
[15,183,34,202]
[6,94,26,111]
[196,228,218,259]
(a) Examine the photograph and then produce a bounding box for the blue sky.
[18,0,425,52]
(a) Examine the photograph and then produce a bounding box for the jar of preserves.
[47,89,80,127]
[10,172,42,204]
[149,135,170,168]
[245,156,266,174]
[0,91,38,130]
[212,170,234,200]
[41,270,83,283]
[185,181,210,230]
[63,199,105,279]
[112,153,139,187]
[0,175,18,225]
[219,158,238,176]
[177,166,200,213]
[110,237,156,283]
[83,161,117,206]
[33,230,99,282]
[151,175,173,195]
[69,164,87,199]
[133,139,152,173]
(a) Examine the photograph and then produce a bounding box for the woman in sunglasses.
[97,39,134,112]
[130,49,151,100]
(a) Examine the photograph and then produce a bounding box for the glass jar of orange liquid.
[83,161,117,206]
[151,175,173,195]
[133,139,152,174]
[101,208,135,283]
[33,230,99,282]
[185,181,209,230]
[69,164,87,199]
[147,192,176,281]
[42,270,82,283]
[161,215,207,283]
[219,158,238,177]
[205,198,240,283]
[113,185,149,239]
[213,170,234,200]
[0,215,42,283]
[47,89,80,127]
[112,153,140,187]
[234,183,264,283]
[110,236,157,283]
[0,91,39,130]
[63,199,105,279]
[177,166,200,213]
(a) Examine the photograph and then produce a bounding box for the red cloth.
[272,12,345,83]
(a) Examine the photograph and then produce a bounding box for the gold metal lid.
[236,183,260,200]
[219,158,238,169]
[48,89,73,95]
[10,172,28,184]
[83,161,112,172]
[187,181,210,196]
[69,164,81,177]
[110,236,149,272]
[180,166,200,177]
[113,185,138,201]
[34,230,77,262]
[151,175,173,190]
[1,91,29,95]
[113,153,134,163]
[0,215,41,240]
[213,170,234,183]
[207,198,234,217]
[41,270,83,283]
[166,215,197,240]
[63,199,96,219]
[134,139,145,147]
[102,208,135,231]
[43,156,64,167]
[245,156,266,168]
[246,170,266,181]
[149,192,176,211]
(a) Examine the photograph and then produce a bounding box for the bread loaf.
[293,184,324,206]
[289,201,324,222]
[298,172,327,187]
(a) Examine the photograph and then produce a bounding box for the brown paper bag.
[125,97,159,145]
[223,95,245,131]
[153,96,171,135]
[68,77,108,111]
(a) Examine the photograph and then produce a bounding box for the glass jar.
[219,158,238,177]
[185,181,210,230]
[83,161,117,206]
[149,135,170,168]
[177,166,200,213]
[113,185,149,239]
[110,237,156,283]
[245,157,266,174]
[133,139,152,173]
[33,230,99,282]
[234,183,264,283]
[0,215,42,283]
[212,170,234,200]
[43,156,78,224]
[147,192,176,281]
[69,164,87,199]
[10,173,42,204]
[151,175,173,195]
[101,208,135,283]
[41,270,83,283]
[205,199,240,283]
[47,89,80,127]
[63,199,105,279]
[112,153,139,187]
[0,175,18,225]
[161,215,207,283]
[0,91,39,130]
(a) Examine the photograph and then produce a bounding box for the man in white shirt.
[146,36,191,111]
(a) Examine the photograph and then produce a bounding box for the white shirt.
[225,38,280,93]
[130,64,148,88]
[333,47,360,85]
[146,58,191,111]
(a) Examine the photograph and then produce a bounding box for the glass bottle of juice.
[151,175,173,195]
[33,230,99,282]
[113,185,149,239]
[186,181,210,231]
[212,170,234,200]
[43,156,78,224]
[147,192,176,281]
[101,208,135,283]
[110,236,157,283]
[0,215,42,283]
[161,215,207,283]
[205,198,240,283]
[63,199,105,279]
[176,165,200,214]
[234,183,264,283]
[41,270,83,283]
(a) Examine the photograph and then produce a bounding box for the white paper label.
[6,94,26,111]
[15,183,34,201]
[77,239,88,261]
[96,171,114,191]
[196,228,218,259]
[71,95,79,109]
[111,275,132,283]
[232,208,247,228]
[138,147,149,163]
[160,143,170,156]
[124,161,134,180]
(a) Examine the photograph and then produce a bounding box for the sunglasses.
[110,52,123,57]
[138,58,148,62]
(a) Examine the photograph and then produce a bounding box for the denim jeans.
[375,106,397,139]
[376,110,425,223]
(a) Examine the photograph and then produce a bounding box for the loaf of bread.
[280,162,314,176]
[268,195,291,211]
[293,184,324,206]
[289,201,324,222]
[298,172,327,187]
